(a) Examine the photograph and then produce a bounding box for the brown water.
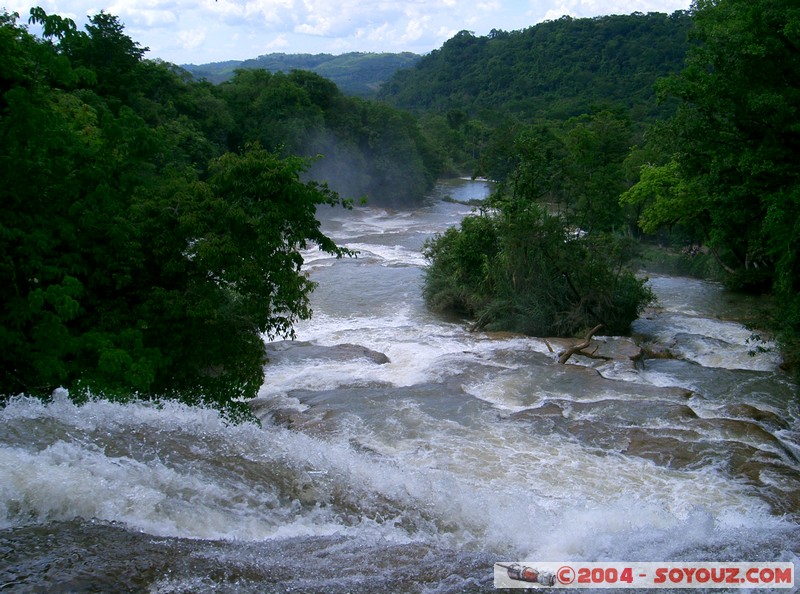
[1,179,798,592]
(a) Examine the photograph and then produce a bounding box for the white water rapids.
[1,179,798,593]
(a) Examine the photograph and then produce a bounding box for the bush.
[423,205,653,336]
[422,214,499,315]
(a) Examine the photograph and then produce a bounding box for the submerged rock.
[508,395,800,515]
[714,403,791,431]
[266,341,391,365]
[594,336,643,361]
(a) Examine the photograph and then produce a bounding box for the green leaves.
[423,205,652,336]
[216,67,438,207]
[425,105,652,337]
[27,276,83,321]
[379,12,693,122]
[620,0,800,372]
[0,10,351,410]
[658,0,799,280]
[620,160,704,234]
[28,7,77,41]
[203,145,348,339]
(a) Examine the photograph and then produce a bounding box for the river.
[1,179,798,592]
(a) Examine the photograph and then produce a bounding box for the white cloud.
[534,0,686,22]
[541,4,572,21]
[266,33,291,49]
[402,15,428,43]
[362,21,391,43]
[101,0,179,27]
[477,0,501,11]
[6,0,691,63]
[177,27,206,50]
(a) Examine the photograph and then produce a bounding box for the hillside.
[378,12,693,122]
[184,52,420,97]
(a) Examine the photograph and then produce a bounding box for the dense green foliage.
[376,12,692,175]
[424,207,652,338]
[217,68,438,206]
[0,8,438,408]
[419,2,799,360]
[622,0,800,366]
[480,111,642,233]
[380,12,692,122]
[424,114,654,337]
[185,52,420,97]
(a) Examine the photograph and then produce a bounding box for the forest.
[0,8,437,414]
[379,11,693,123]
[2,0,798,412]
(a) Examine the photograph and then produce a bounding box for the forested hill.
[378,12,693,122]
[184,52,420,97]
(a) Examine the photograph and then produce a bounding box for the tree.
[504,124,566,205]
[424,116,652,337]
[378,12,692,122]
[561,111,634,233]
[50,10,147,104]
[128,146,351,406]
[423,205,652,336]
[0,10,351,410]
[220,69,325,153]
[218,68,440,206]
[622,0,800,367]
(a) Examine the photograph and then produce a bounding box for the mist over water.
[1,179,798,592]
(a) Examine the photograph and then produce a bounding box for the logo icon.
[498,563,557,587]
[557,565,576,585]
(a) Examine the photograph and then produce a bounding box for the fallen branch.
[558,324,604,364]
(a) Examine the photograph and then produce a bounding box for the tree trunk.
[709,245,736,275]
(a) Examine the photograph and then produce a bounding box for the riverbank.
[633,241,799,381]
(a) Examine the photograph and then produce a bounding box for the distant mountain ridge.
[185,13,691,116]
[183,52,420,97]
[378,12,694,122]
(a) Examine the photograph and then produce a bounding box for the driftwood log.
[558,324,604,364]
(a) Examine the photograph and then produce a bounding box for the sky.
[5,0,691,65]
